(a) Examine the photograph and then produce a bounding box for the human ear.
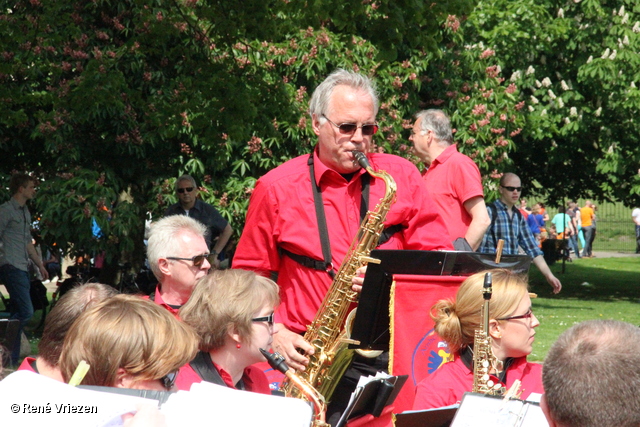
[311,114,322,136]
[158,258,171,276]
[488,319,502,340]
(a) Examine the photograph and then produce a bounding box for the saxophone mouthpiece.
[260,348,290,374]
[483,272,492,300]
[352,150,371,169]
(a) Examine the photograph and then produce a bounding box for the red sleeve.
[232,178,280,277]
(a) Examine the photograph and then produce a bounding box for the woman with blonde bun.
[413,269,544,410]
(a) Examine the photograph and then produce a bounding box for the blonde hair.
[180,269,279,352]
[60,295,198,387]
[432,269,528,353]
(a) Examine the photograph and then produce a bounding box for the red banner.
[389,274,464,414]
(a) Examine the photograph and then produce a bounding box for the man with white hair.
[410,109,490,250]
[146,215,210,316]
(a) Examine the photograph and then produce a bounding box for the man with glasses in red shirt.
[145,215,211,317]
[233,69,452,420]
[479,173,562,293]
[164,175,232,269]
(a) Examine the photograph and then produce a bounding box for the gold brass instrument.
[281,150,397,403]
[261,349,328,427]
[472,272,507,395]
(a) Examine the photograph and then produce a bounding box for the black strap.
[189,351,246,390]
[280,154,401,276]
[308,154,336,279]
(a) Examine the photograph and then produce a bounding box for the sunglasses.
[322,115,378,136]
[161,370,178,390]
[177,187,194,194]
[501,185,522,192]
[251,312,275,328]
[166,253,210,267]
[496,308,533,322]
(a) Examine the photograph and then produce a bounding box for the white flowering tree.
[467,0,640,205]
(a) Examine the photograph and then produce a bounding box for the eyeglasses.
[322,115,378,136]
[252,312,275,328]
[501,186,522,192]
[177,187,194,194]
[166,253,210,267]
[160,370,178,390]
[496,309,533,322]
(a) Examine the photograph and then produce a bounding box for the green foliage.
[465,0,640,206]
[0,0,479,272]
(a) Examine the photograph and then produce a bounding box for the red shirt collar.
[312,148,367,186]
[431,144,459,168]
[211,360,255,390]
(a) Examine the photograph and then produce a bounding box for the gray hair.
[415,109,453,146]
[543,320,640,427]
[309,68,379,122]
[147,215,207,280]
[175,174,197,191]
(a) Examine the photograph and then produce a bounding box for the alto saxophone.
[472,272,506,395]
[281,150,397,402]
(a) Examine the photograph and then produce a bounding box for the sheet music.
[0,371,154,426]
[451,392,549,427]
[335,371,397,427]
[0,370,312,427]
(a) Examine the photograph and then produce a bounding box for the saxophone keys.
[359,256,381,264]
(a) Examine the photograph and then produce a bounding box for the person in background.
[176,269,278,394]
[410,109,490,250]
[519,199,531,219]
[539,202,550,222]
[145,215,211,317]
[479,173,562,293]
[566,201,581,259]
[541,320,640,427]
[580,200,596,258]
[413,269,543,410]
[164,175,233,268]
[18,283,118,380]
[633,206,640,254]
[526,203,545,244]
[0,173,49,364]
[59,295,197,390]
[551,206,573,261]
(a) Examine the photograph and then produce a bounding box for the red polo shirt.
[233,150,452,333]
[422,144,484,242]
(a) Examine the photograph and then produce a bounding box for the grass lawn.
[527,255,640,361]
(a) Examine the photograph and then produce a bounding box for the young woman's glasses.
[161,370,178,390]
[322,115,378,136]
[252,312,275,328]
[177,187,194,194]
[496,309,533,322]
[166,253,210,267]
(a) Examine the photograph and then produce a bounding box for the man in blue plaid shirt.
[479,173,562,294]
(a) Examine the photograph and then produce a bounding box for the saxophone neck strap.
[279,153,402,277]
[307,153,371,279]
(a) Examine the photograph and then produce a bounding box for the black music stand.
[349,250,531,352]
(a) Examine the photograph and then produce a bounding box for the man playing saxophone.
[233,69,452,420]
